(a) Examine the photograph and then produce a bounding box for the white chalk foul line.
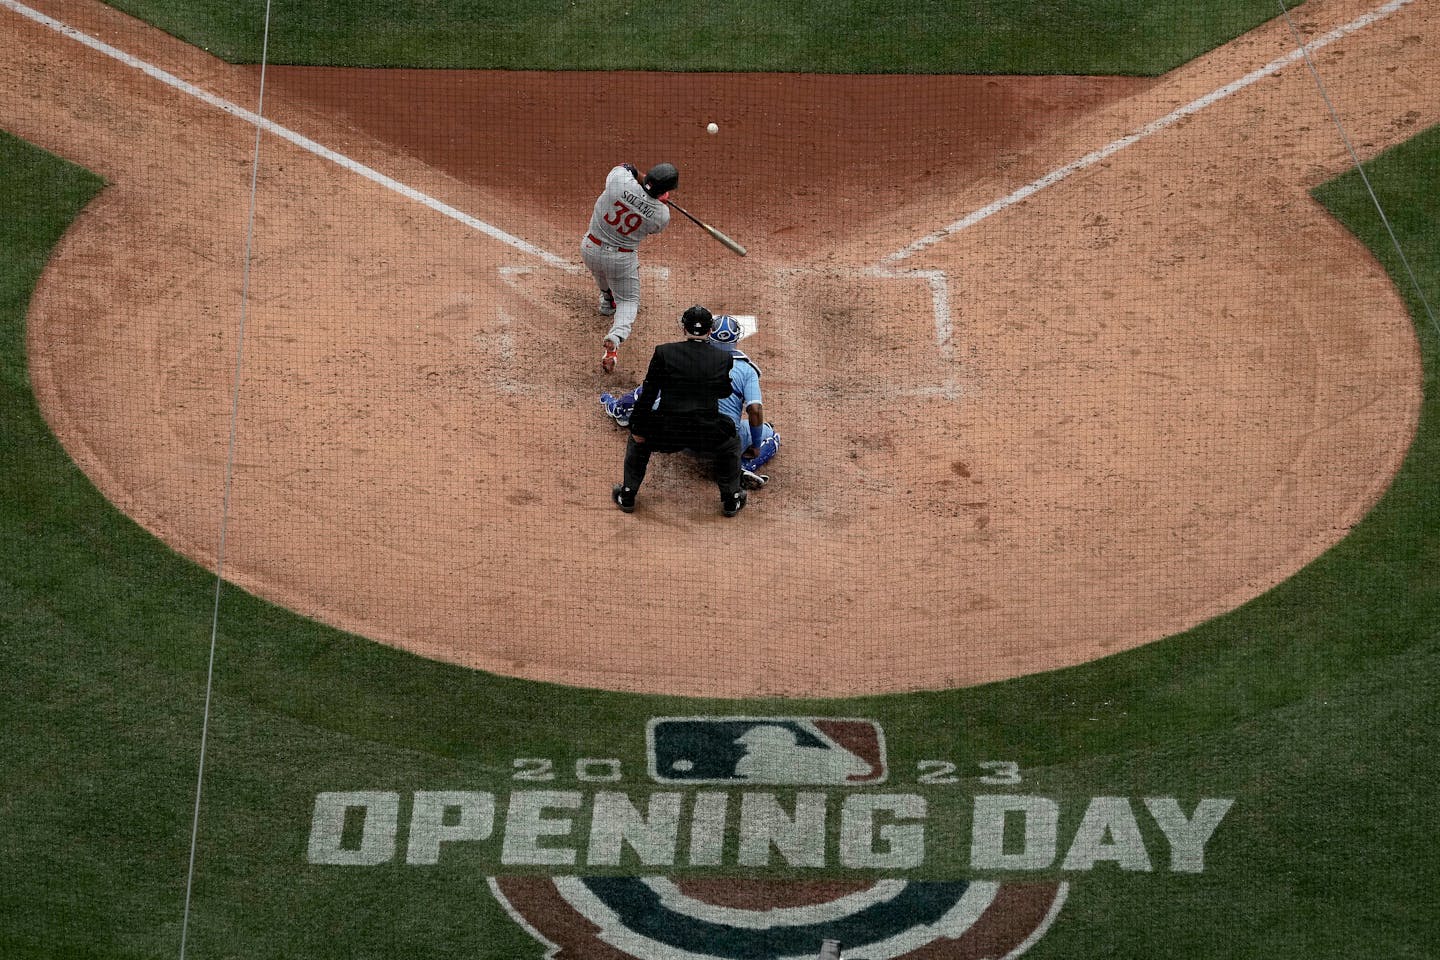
[882,0,1416,264]
[2,0,571,270]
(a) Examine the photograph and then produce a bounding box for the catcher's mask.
[643,163,679,197]
[710,315,743,344]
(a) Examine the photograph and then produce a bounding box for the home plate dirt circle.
[14,0,1433,697]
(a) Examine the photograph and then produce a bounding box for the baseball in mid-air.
[706,122,719,135]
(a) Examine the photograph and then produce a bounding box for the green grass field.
[1,112,1438,957]
[96,0,1304,73]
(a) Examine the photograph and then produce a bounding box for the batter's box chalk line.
[502,263,669,280]
[498,262,955,358]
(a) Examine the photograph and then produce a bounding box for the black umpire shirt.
[627,338,735,452]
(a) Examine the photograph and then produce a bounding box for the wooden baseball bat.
[665,199,747,257]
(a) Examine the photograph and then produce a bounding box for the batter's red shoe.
[601,340,619,374]
[598,289,617,316]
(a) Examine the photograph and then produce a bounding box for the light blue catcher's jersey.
[718,354,762,434]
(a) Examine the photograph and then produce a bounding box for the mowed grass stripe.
[96,0,1303,73]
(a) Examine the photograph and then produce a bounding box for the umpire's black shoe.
[722,490,747,517]
[612,484,636,513]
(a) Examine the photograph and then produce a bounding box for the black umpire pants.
[623,416,742,500]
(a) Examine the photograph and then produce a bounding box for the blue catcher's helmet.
[710,315,743,344]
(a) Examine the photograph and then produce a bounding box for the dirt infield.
[6,0,1435,696]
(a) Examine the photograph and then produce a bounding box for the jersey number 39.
[605,201,644,236]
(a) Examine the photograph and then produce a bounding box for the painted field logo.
[489,876,1065,960]
[648,716,888,785]
[306,713,1233,960]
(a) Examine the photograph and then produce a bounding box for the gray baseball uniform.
[582,165,671,346]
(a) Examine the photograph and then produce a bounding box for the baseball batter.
[582,162,677,373]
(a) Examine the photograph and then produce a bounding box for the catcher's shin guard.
[742,428,779,472]
[600,393,630,428]
[600,387,641,428]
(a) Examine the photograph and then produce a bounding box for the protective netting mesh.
[4,0,1438,956]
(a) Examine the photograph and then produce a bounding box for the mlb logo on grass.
[647,716,887,785]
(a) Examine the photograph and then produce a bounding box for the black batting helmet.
[643,162,679,197]
[681,305,714,336]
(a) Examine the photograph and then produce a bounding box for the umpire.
[612,305,746,517]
